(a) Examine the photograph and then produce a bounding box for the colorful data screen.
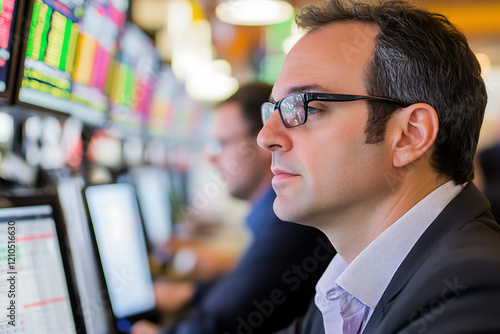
[107,23,161,127]
[148,65,208,139]
[0,0,19,96]
[70,0,127,120]
[0,205,78,333]
[17,0,128,124]
[148,65,179,135]
[18,0,84,109]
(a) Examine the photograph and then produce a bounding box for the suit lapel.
[302,298,326,334]
[363,183,491,332]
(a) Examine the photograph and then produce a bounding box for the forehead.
[273,22,379,99]
[212,102,249,137]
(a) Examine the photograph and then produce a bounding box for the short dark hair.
[295,0,487,184]
[218,82,273,137]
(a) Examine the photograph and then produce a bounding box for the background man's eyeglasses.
[261,93,408,128]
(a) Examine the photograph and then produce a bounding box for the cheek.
[304,124,367,189]
[217,153,242,177]
[237,142,259,163]
[305,149,339,199]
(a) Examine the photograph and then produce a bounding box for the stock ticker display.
[0,205,77,334]
[17,0,128,124]
[107,23,161,128]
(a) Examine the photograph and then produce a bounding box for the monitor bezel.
[11,0,69,118]
[0,0,26,104]
[57,177,114,334]
[81,183,158,333]
[127,165,174,251]
[11,0,112,126]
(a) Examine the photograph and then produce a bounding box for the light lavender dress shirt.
[315,181,463,334]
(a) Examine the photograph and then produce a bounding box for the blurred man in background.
[131,82,334,334]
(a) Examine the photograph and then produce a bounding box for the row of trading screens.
[0,165,187,334]
[0,0,188,133]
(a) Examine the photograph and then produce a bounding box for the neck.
[320,171,448,264]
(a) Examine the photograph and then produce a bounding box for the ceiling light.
[216,0,295,26]
[185,60,239,102]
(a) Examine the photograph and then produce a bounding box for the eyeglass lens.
[281,94,305,127]
[261,94,306,127]
[262,103,274,126]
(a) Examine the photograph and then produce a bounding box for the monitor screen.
[57,177,111,334]
[107,23,160,128]
[84,183,155,326]
[0,204,81,333]
[147,65,207,139]
[129,166,173,249]
[15,0,128,125]
[0,0,22,102]
[147,65,178,136]
[70,0,128,123]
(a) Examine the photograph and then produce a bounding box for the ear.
[389,103,439,168]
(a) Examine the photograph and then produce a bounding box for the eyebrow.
[269,84,330,103]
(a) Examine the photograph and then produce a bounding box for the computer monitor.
[128,166,173,250]
[14,0,128,125]
[168,166,190,224]
[147,65,178,136]
[107,23,160,128]
[0,195,85,333]
[57,177,111,334]
[83,183,156,333]
[0,0,23,103]
[69,0,128,124]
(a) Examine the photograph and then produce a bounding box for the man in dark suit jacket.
[277,183,500,333]
[257,0,500,333]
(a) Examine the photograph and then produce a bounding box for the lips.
[271,167,299,182]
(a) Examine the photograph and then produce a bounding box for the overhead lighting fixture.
[216,0,295,26]
[185,59,239,102]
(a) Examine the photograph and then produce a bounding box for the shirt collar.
[317,180,463,309]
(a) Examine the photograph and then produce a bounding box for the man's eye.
[307,107,321,115]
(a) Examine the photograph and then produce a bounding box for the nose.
[207,151,218,164]
[257,109,290,152]
[205,140,221,164]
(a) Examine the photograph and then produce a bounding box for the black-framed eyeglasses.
[261,93,408,128]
